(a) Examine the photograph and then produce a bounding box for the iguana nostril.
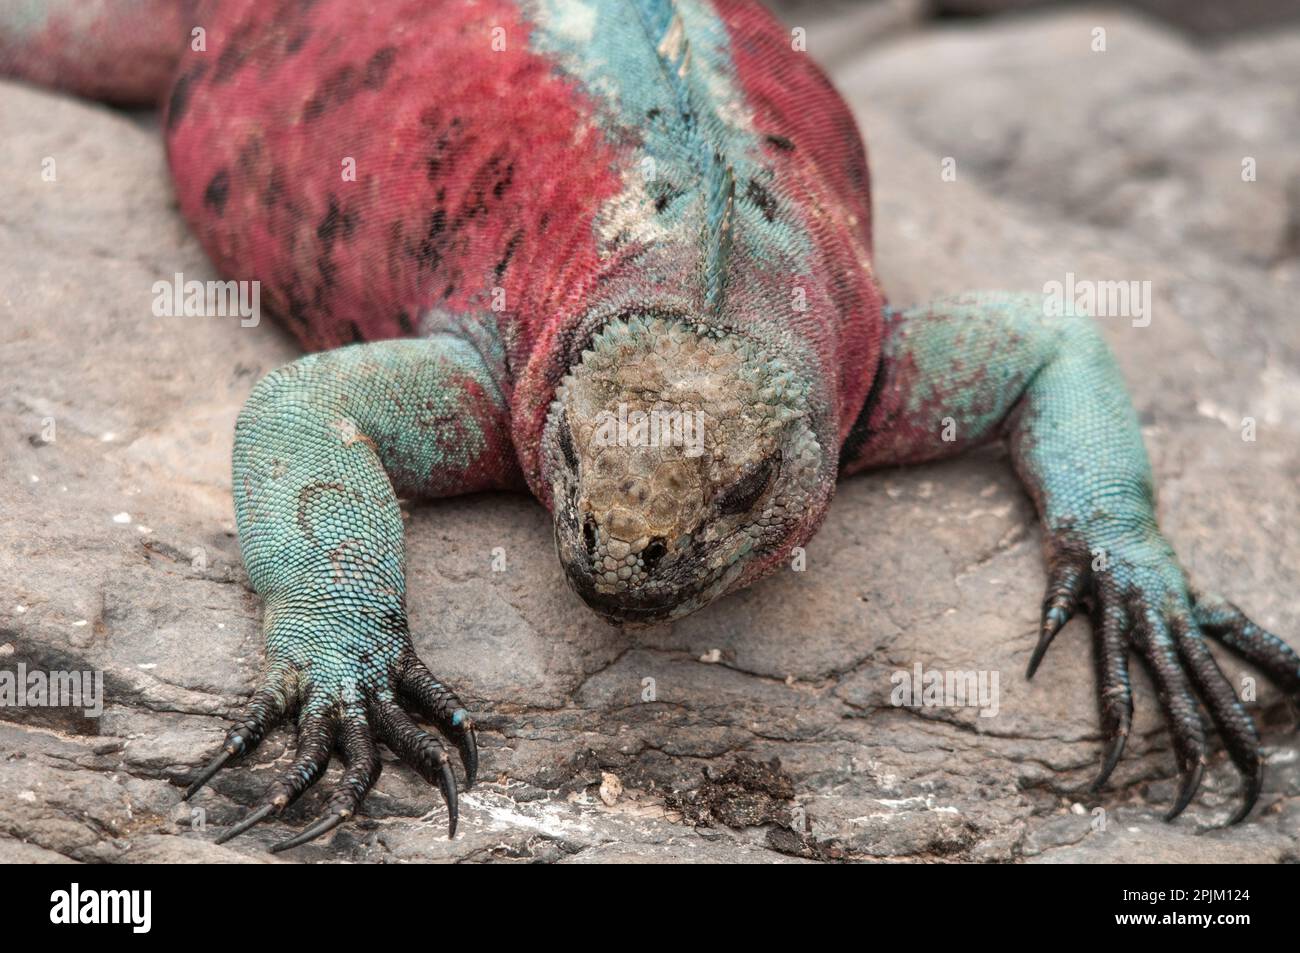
[642,538,668,570]
[582,515,598,555]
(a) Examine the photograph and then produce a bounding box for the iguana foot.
[1026,526,1298,824]
[184,651,477,850]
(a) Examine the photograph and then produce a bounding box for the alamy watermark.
[1043,271,1151,328]
[890,662,1000,718]
[593,402,705,458]
[50,883,150,933]
[152,271,260,327]
[0,662,103,717]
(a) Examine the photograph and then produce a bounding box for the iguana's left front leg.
[842,291,1300,822]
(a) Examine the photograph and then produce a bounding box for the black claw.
[1028,558,1088,679]
[1130,604,1208,820]
[397,656,478,789]
[214,803,276,845]
[268,812,347,853]
[1027,619,1063,680]
[1170,612,1265,826]
[438,756,459,838]
[183,680,290,801]
[373,697,461,838]
[1226,766,1263,826]
[457,721,478,790]
[1090,724,1129,791]
[1165,759,1205,821]
[1090,585,1133,790]
[183,747,235,801]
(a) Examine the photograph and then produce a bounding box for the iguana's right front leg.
[183,333,519,851]
[842,293,1298,822]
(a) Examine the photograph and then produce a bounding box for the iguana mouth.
[569,585,681,625]
[561,554,742,627]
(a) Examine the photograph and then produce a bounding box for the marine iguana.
[4,0,1296,852]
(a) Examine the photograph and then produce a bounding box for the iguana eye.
[716,457,776,515]
[558,418,578,470]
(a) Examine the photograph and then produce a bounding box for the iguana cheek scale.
[3,0,1295,851]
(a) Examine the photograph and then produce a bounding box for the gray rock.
[1,6,1297,863]
[841,10,1300,273]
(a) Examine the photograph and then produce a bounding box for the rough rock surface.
[2,7,1298,863]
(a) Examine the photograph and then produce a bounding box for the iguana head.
[542,315,829,625]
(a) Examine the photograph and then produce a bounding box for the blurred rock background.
[2,1,1298,862]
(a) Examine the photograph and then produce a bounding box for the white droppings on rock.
[111,512,131,524]
[463,790,599,839]
[72,620,88,627]
[852,794,962,823]
[699,648,722,663]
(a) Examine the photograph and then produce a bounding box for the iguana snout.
[542,315,828,625]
